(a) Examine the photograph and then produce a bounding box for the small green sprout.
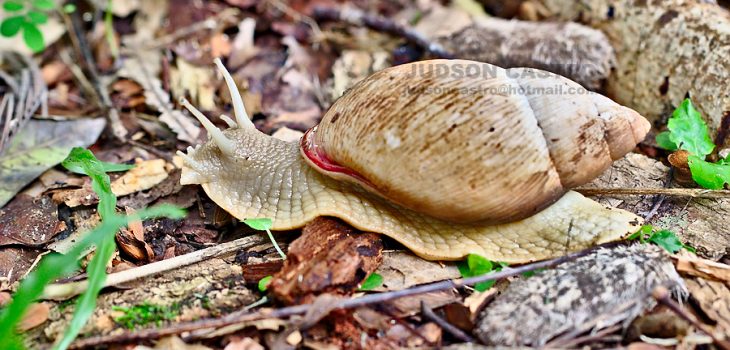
[656,98,730,189]
[243,218,286,260]
[358,273,384,291]
[258,275,273,292]
[628,225,695,254]
[457,254,507,292]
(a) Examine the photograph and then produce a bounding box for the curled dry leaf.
[170,58,217,111]
[673,252,730,282]
[18,302,49,331]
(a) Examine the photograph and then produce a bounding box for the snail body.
[178,59,649,262]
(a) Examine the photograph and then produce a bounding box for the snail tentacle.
[180,97,235,156]
[219,114,238,129]
[214,58,255,129]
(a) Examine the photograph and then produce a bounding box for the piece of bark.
[584,153,730,260]
[437,19,615,89]
[532,0,730,147]
[269,217,383,305]
[474,244,686,346]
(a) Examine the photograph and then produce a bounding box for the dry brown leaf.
[111,0,140,17]
[210,33,233,58]
[119,51,200,144]
[41,61,70,86]
[0,195,66,247]
[135,336,212,350]
[674,253,730,282]
[170,58,216,111]
[224,336,265,350]
[374,251,460,291]
[18,302,49,331]
[111,159,169,197]
[685,278,730,339]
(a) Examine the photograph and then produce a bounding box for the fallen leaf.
[374,251,460,291]
[170,58,217,111]
[0,247,42,283]
[0,194,66,247]
[18,302,49,331]
[673,252,730,282]
[119,51,200,144]
[111,159,170,197]
[685,278,730,338]
[224,336,265,350]
[0,118,106,207]
[210,33,233,58]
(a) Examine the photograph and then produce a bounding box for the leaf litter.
[1,0,730,349]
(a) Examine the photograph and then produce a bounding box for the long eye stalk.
[214,58,255,129]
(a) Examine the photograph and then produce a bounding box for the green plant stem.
[104,0,118,59]
[266,229,286,260]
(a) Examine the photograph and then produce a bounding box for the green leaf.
[687,155,730,190]
[358,273,383,291]
[63,3,76,13]
[21,22,44,53]
[655,131,677,151]
[243,218,273,231]
[627,224,654,243]
[62,147,116,219]
[2,1,24,11]
[665,99,715,157]
[458,254,504,292]
[26,11,48,25]
[1,16,24,37]
[55,236,117,350]
[647,230,685,254]
[258,275,273,292]
[31,0,54,10]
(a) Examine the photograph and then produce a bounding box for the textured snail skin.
[179,59,648,262]
[308,60,650,223]
[180,127,642,262]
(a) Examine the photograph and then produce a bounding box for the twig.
[42,234,266,300]
[69,243,619,348]
[312,5,454,58]
[576,187,730,199]
[421,300,474,343]
[66,8,127,141]
[266,0,324,41]
[652,286,730,350]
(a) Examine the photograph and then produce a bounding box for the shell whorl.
[303,60,650,223]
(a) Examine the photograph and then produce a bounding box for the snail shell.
[301,60,649,223]
[178,59,648,262]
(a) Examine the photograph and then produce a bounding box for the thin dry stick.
[421,300,474,343]
[576,187,730,199]
[42,235,266,300]
[652,286,730,350]
[70,243,619,349]
[312,5,454,58]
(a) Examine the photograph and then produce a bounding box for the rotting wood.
[529,0,730,147]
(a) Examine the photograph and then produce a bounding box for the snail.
[177,58,650,262]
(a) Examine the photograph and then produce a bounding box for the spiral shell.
[302,60,650,223]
